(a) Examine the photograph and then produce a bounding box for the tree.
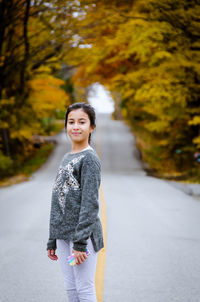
[0,0,72,157]
[65,0,200,176]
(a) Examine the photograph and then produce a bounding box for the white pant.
[56,237,98,302]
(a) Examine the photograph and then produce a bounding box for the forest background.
[0,0,200,183]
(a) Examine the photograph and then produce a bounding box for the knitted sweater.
[46,146,104,253]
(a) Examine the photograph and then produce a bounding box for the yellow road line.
[95,118,107,302]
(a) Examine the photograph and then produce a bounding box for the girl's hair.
[64,102,96,144]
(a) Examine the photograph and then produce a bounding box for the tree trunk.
[20,0,30,94]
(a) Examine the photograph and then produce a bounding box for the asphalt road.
[0,113,200,302]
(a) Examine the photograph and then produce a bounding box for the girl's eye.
[68,121,85,124]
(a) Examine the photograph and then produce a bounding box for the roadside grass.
[0,142,55,188]
[0,119,65,188]
[145,166,200,184]
[18,142,55,175]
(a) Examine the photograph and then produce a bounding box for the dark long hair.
[64,102,96,144]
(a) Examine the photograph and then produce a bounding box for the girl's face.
[66,108,94,144]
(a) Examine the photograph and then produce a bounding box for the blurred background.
[1,1,200,302]
[0,0,200,184]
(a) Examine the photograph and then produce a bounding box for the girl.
[46,102,104,302]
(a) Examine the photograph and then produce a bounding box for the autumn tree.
[0,0,72,158]
[65,0,200,177]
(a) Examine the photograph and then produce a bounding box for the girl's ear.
[90,125,95,133]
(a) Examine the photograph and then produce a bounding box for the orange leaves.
[28,77,70,118]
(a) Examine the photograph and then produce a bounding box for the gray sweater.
[46,147,104,253]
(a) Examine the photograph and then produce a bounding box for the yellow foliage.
[0,97,15,128]
[28,77,69,118]
[193,136,200,148]
[66,0,200,175]
[1,0,200,175]
[188,116,200,126]
[11,125,40,140]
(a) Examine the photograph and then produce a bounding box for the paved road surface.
[0,113,200,302]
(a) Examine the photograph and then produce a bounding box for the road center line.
[95,119,107,302]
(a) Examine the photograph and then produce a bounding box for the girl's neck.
[70,144,91,154]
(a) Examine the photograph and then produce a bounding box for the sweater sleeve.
[46,238,57,250]
[73,157,101,252]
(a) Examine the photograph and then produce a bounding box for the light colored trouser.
[56,237,98,302]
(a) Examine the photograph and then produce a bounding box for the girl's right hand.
[47,249,58,261]
[72,249,88,265]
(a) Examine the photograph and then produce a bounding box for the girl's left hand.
[72,249,88,265]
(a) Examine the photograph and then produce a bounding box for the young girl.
[46,102,104,302]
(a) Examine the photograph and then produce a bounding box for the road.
[0,113,200,302]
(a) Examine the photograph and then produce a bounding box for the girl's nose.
[73,124,80,129]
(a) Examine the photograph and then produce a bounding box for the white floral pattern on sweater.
[52,155,85,214]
